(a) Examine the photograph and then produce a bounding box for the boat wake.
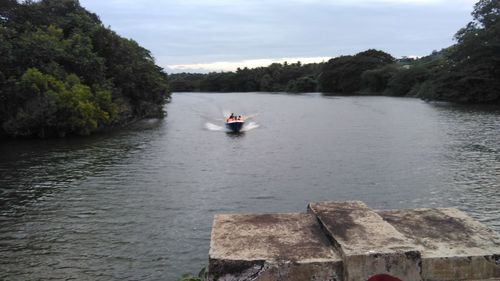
[204,122,225,131]
[205,121,259,132]
[204,112,259,133]
[242,121,259,132]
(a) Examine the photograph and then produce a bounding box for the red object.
[367,274,402,281]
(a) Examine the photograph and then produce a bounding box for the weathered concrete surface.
[308,201,422,281]
[209,202,500,281]
[208,213,343,281]
[378,208,500,281]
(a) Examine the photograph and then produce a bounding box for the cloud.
[167,56,331,73]
[290,0,476,5]
[80,0,475,71]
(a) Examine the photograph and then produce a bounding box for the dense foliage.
[170,0,499,104]
[169,61,322,93]
[415,0,500,103]
[0,0,170,138]
[318,49,395,93]
[169,50,400,94]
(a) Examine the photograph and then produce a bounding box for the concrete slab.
[208,202,500,281]
[208,213,343,281]
[378,208,500,281]
[308,201,422,281]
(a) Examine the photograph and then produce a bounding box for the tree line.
[0,0,170,138]
[169,0,499,104]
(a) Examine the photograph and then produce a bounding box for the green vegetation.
[415,0,500,103]
[0,0,496,139]
[170,0,499,104]
[177,274,205,281]
[319,49,395,93]
[169,61,322,93]
[0,0,169,138]
[178,267,207,281]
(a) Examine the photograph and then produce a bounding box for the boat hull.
[225,121,244,133]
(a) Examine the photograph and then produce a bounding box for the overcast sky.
[79,0,476,73]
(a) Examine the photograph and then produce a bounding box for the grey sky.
[79,0,476,73]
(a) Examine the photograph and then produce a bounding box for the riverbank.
[168,0,499,105]
[0,1,170,139]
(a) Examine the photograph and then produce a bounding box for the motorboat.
[225,115,245,133]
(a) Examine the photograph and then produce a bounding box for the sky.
[79,0,477,73]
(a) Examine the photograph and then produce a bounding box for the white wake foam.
[204,111,259,133]
[242,121,259,132]
[204,122,225,131]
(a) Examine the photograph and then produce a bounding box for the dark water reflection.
[0,93,498,280]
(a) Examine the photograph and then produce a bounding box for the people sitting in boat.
[227,114,244,122]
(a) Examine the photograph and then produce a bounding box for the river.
[0,92,498,280]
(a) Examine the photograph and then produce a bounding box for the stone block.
[308,201,422,281]
[208,213,343,281]
[378,208,500,281]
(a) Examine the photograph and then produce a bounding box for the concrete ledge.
[208,213,343,280]
[308,201,422,281]
[378,208,500,280]
[208,202,500,281]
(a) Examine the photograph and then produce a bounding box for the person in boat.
[228,113,234,122]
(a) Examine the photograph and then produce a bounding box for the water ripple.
[0,94,498,280]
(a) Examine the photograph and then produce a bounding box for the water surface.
[0,93,498,280]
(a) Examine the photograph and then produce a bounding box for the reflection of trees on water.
[0,120,164,212]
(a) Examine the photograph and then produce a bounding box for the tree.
[287,76,317,93]
[318,50,395,93]
[419,0,500,103]
[383,66,430,97]
[0,0,170,138]
[361,65,400,93]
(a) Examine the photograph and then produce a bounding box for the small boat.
[225,115,245,133]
